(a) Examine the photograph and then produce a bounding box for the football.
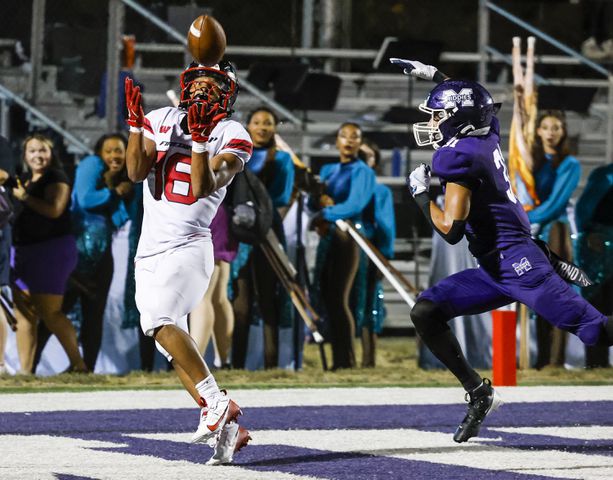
[187,15,227,66]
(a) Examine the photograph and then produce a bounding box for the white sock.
[195,374,221,406]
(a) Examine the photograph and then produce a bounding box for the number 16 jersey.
[137,106,252,259]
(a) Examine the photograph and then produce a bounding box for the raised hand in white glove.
[408,163,431,197]
[389,58,439,81]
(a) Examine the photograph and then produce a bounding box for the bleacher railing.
[0,83,92,155]
[120,0,303,128]
[479,0,613,163]
[2,1,610,164]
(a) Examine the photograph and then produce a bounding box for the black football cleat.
[453,378,503,443]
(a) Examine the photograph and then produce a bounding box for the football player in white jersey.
[124,61,252,462]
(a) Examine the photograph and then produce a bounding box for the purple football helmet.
[413,80,500,149]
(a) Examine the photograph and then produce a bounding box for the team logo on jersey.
[441,88,474,109]
[159,126,171,133]
[512,257,532,276]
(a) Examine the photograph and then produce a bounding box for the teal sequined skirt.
[312,225,386,335]
[576,223,613,300]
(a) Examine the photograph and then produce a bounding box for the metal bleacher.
[0,1,611,331]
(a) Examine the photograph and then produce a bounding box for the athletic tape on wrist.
[192,142,207,154]
[129,126,143,133]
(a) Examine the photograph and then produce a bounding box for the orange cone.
[492,309,517,386]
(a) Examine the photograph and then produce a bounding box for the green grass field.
[1,337,611,393]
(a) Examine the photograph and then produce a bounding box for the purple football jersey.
[432,118,531,257]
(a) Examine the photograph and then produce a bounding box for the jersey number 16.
[153,153,198,205]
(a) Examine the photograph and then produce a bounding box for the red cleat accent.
[234,426,251,453]
[227,400,243,423]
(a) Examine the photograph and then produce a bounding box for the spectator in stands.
[96,36,142,130]
[581,0,613,61]
[33,133,142,372]
[0,134,17,375]
[190,199,238,368]
[310,122,376,369]
[575,163,613,368]
[231,107,294,369]
[0,197,10,375]
[11,133,87,373]
[354,140,396,367]
[528,110,581,369]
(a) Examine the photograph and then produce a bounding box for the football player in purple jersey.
[390,58,613,443]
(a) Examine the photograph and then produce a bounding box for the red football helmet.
[179,61,238,114]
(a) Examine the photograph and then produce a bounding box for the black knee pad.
[410,299,451,340]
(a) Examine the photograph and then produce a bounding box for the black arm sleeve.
[433,71,449,84]
[414,192,466,245]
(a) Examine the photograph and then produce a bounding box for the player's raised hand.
[125,77,144,130]
[389,58,447,83]
[188,102,227,145]
[407,163,431,197]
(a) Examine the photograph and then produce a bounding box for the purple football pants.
[420,239,607,346]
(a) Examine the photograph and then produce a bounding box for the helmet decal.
[440,88,474,109]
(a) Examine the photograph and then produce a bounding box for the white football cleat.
[191,392,242,444]
[206,422,251,465]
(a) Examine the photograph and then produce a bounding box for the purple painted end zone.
[1,401,611,480]
[64,432,562,480]
[1,402,611,436]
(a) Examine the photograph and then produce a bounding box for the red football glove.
[187,102,227,144]
[125,77,144,129]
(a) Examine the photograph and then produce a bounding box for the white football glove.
[408,164,431,197]
[389,58,439,81]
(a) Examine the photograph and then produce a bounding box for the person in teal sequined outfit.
[528,111,580,369]
[310,123,376,369]
[575,163,613,367]
[34,133,142,372]
[231,107,294,369]
[353,140,395,367]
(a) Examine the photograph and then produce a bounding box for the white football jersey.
[136,106,252,259]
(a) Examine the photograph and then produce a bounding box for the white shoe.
[206,423,251,465]
[601,39,613,60]
[191,392,242,444]
[581,37,608,61]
